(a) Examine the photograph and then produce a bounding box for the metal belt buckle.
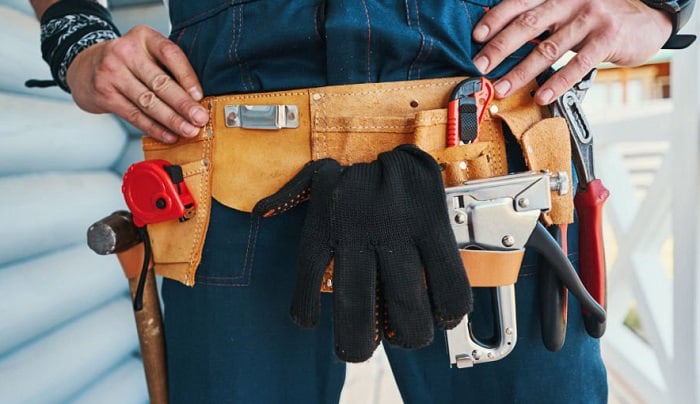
[224,104,300,130]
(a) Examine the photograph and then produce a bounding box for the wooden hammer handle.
[120,245,168,404]
[89,212,169,404]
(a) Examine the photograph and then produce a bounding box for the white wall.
[0,2,169,402]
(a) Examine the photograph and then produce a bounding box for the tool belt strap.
[141,77,573,286]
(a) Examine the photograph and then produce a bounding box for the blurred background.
[0,1,698,403]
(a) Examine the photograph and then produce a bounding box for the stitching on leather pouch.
[182,162,205,177]
[188,140,209,268]
[217,91,307,102]
[315,99,448,133]
[186,106,215,280]
[314,96,329,160]
[414,115,446,125]
[322,80,461,98]
[321,124,414,131]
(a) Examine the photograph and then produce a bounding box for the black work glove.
[254,144,472,362]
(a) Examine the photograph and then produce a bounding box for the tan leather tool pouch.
[491,87,574,226]
[141,135,212,286]
[137,78,570,287]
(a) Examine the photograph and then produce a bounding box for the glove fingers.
[376,247,434,349]
[253,159,340,217]
[332,246,380,363]
[381,144,444,191]
[392,144,439,167]
[289,245,333,328]
[417,235,472,329]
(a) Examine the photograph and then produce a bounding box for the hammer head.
[87,210,142,255]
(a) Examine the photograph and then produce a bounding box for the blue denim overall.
[163,1,607,402]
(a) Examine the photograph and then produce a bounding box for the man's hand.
[472,0,673,105]
[65,25,209,143]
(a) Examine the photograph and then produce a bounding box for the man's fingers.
[144,28,204,101]
[472,0,673,104]
[535,42,603,104]
[126,57,210,130]
[65,24,209,142]
[115,28,209,132]
[110,92,179,143]
[472,0,548,43]
[148,74,210,127]
[105,27,208,138]
[119,74,202,139]
[492,16,595,100]
[474,0,575,75]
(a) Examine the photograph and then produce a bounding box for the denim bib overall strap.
[162,1,607,403]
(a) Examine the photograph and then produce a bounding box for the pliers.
[550,69,609,338]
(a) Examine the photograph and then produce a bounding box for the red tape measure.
[122,160,196,228]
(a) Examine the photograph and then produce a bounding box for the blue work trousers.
[162,1,607,402]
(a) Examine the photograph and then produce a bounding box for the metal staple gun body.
[444,171,606,368]
[445,171,565,368]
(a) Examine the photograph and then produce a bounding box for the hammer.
[87,211,168,404]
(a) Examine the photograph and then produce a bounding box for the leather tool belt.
[141,77,573,287]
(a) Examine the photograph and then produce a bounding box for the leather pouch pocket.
[142,136,212,285]
[210,125,313,213]
[412,109,499,185]
[517,117,574,225]
[495,112,574,225]
[311,108,499,187]
[208,91,313,213]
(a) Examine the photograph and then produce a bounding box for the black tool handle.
[539,225,568,351]
[527,222,606,325]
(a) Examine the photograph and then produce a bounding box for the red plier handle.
[575,179,610,338]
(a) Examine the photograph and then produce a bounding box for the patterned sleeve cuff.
[39,1,121,92]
